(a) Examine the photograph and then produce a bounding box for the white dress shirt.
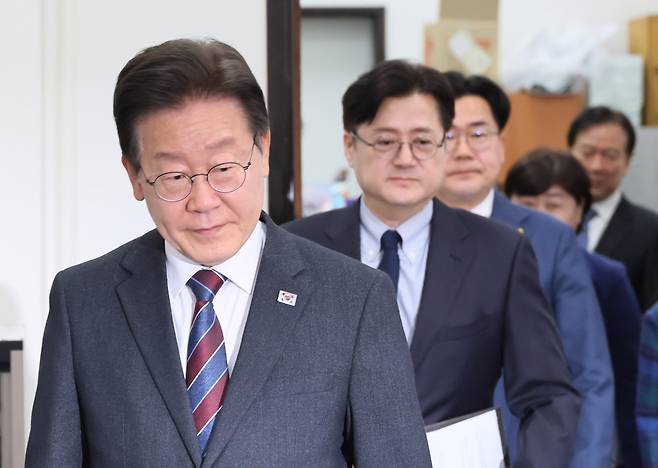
[470,188,495,218]
[165,221,266,377]
[360,199,432,343]
[586,189,622,252]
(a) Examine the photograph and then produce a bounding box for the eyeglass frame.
[444,125,500,153]
[349,131,446,160]
[144,135,257,202]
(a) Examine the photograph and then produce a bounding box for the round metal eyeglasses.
[145,139,255,202]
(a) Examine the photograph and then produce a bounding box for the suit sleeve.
[603,264,642,467]
[550,229,615,468]
[25,272,83,467]
[502,235,582,468]
[347,272,432,468]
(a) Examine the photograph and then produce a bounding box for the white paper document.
[425,408,507,468]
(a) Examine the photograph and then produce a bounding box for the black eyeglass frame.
[350,131,446,160]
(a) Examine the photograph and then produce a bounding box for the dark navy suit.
[285,199,581,468]
[492,192,614,468]
[586,251,642,467]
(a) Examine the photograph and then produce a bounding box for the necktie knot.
[187,269,224,303]
[582,208,597,225]
[380,230,401,251]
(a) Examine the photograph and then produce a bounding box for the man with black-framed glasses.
[438,71,614,468]
[285,59,581,468]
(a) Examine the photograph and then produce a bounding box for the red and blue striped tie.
[186,269,229,456]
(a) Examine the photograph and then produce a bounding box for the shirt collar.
[592,189,622,223]
[360,198,433,262]
[165,221,266,299]
[470,189,495,218]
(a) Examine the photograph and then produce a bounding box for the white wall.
[0,0,267,442]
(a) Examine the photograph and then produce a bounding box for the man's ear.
[497,129,506,164]
[122,156,145,201]
[258,130,271,178]
[343,131,355,167]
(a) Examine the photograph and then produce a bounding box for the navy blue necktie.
[378,230,402,290]
[578,209,597,248]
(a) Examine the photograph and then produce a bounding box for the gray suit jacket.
[26,215,431,468]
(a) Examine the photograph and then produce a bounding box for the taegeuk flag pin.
[277,290,297,306]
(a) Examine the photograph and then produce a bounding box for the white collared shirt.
[470,189,495,218]
[360,199,432,343]
[586,189,622,252]
[165,221,266,377]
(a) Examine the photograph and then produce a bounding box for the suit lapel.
[324,201,361,259]
[491,190,528,229]
[116,231,202,467]
[596,196,633,255]
[409,200,473,366]
[202,216,312,466]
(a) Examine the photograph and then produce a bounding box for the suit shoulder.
[588,251,626,277]
[56,231,157,281]
[284,227,380,279]
[626,199,658,228]
[451,206,526,245]
[514,203,575,237]
[283,208,349,237]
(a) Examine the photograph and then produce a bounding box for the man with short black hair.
[26,39,432,467]
[438,72,614,468]
[568,106,658,309]
[285,60,581,468]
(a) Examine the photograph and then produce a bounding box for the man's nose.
[392,142,416,165]
[588,154,605,172]
[452,134,473,159]
[187,176,222,211]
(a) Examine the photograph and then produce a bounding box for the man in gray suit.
[25,38,431,467]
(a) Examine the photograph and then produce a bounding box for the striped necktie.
[186,269,229,456]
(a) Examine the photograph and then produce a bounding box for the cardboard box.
[629,16,658,126]
[500,92,585,184]
[424,0,498,79]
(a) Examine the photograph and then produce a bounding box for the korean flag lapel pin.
[277,290,298,306]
